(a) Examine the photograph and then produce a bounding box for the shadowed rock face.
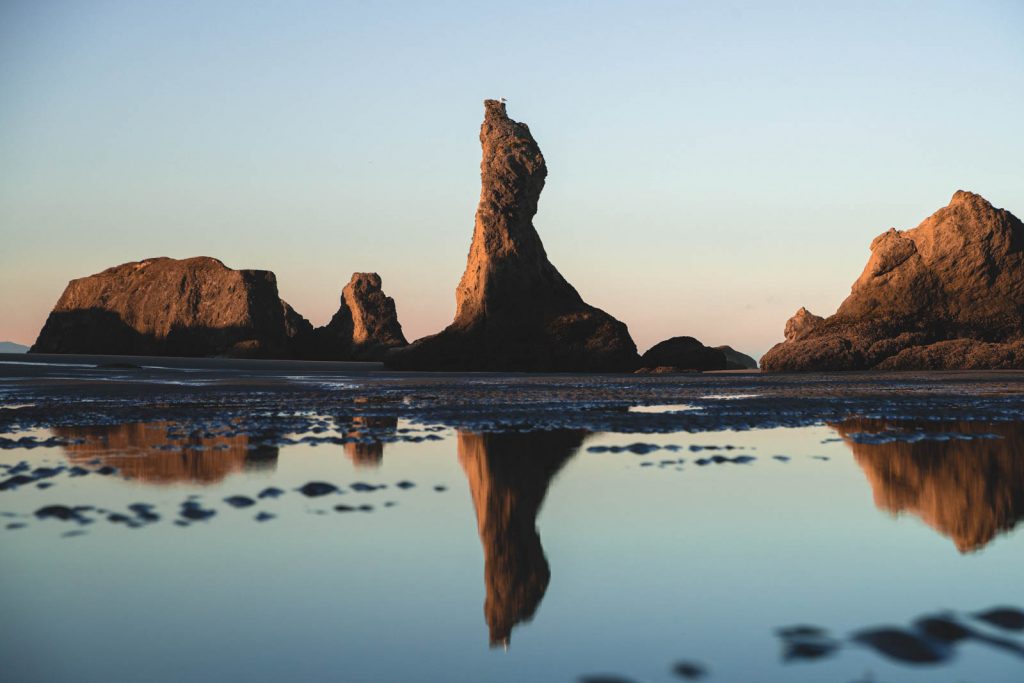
[31,257,301,358]
[640,336,726,371]
[307,273,407,361]
[762,192,1024,371]
[387,100,638,372]
[715,345,758,370]
[457,429,585,646]
[834,418,1024,552]
[56,422,278,484]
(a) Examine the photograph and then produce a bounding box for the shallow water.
[1,358,1023,682]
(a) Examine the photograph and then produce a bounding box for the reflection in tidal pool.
[2,416,1023,682]
[834,419,1024,552]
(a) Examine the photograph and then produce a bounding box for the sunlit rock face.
[56,422,277,484]
[762,192,1024,371]
[457,430,585,646]
[387,100,638,372]
[834,418,1024,552]
[31,257,301,358]
[303,273,407,361]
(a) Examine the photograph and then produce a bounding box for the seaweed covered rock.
[761,191,1024,371]
[386,100,638,372]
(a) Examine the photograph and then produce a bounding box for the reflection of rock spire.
[342,415,398,468]
[457,430,585,647]
[835,419,1024,552]
[56,422,278,484]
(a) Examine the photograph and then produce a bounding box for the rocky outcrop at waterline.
[834,418,1024,553]
[761,192,1024,371]
[302,273,407,361]
[457,429,585,646]
[31,257,300,358]
[716,345,758,370]
[638,336,727,372]
[386,100,639,372]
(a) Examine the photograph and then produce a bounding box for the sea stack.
[31,257,301,357]
[761,191,1024,371]
[386,100,638,372]
[305,272,407,361]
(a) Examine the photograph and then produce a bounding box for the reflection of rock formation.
[56,422,278,484]
[457,430,585,647]
[341,415,398,468]
[835,419,1024,552]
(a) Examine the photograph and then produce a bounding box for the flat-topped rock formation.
[387,100,638,372]
[716,345,758,370]
[305,273,407,361]
[761,191,1024,371]
[638,336,727,372]
[31,257,299,358]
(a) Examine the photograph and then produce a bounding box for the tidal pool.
[1,358,1022,682]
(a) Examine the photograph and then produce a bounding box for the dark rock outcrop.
[304,273,407,361]
[386,100,638,372]
[639,336,727,372]
[715,345,758,370]
[762,191,1024,371]
[31,257,299,358]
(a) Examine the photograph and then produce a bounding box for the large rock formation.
[387,100,638,372]
[303,273,407,361]
[31,257,301,358]
[638,336,727,372]
[457,429,585,646]
[834,418,1024,553]
[761,191,1024,371]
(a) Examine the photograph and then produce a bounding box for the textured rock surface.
[31,257,296,357]
[305,273,407,361]
[835,418,1024,553]
[640,336,727,371]
[386,100,638,372]
[762,191,1024,371]
[458,429,584,646]
[715,345,758,370]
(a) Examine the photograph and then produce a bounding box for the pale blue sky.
[2,0,1022,358]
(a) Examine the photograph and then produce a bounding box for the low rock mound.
[761,191,1024,371]
[715,345,758,370]
[639,336,726,372]
[386,100,638,372]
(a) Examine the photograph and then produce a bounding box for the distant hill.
[0,341,29,353]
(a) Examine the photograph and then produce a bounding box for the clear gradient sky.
[2,0,1022,359]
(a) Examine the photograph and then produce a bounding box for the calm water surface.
[1,361,1022,682]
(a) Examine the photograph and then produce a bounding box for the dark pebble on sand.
[6,522,26,530]
[0,474,36,491]
[672,661,706,679]
[434,485,447,492]
[350,482,377,492]
[358,504,373,512]
[255,511,275,522]
[974,607,1024,631]
[852,627,945,663]
[35,504,88,523]
[298,482,339,497]
[773,455,790,462]
[180,501,216,521]
[224,495,256,508]
[395,481,415,490]
[128,503,159,522]
[96,465,118,475]
[334,504,355,512]
[68,466,90,476]
[36,481,53,489]
[258,486,285,499]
